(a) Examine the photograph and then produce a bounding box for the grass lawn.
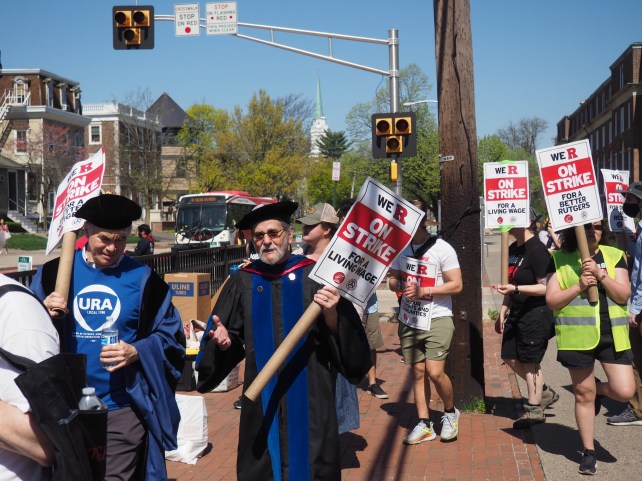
[6,233,48,250]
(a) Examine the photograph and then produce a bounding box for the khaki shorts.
[362,312,384,350]
[398,316,454,364]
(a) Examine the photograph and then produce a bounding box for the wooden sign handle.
[500,231,509,285]
[52,231,77,318]
[575,226,598,303]
[244,303,322,401]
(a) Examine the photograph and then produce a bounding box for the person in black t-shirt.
[495,211,558,429]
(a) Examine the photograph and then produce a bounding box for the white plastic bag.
[165,394,209,464]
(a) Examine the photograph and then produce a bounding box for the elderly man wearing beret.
[30,194,185,481]
[196,201,372,481]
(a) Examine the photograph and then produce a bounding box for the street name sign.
[206,2,237,35]
[175,3,200,36]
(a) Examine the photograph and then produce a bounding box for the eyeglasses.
[252,228,285,242]
[584,224,603,231]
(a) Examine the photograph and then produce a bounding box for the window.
[90,125,102,144]
[13,79,27,104]
[15,130,28,154]
[45,80,54,107]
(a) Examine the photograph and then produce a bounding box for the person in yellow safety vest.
[546,220,635,476]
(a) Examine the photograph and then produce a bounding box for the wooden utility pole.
[433,0,484,404]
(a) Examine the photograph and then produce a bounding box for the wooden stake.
[575,225,598,303]
[51,231,77,318]
[501,231,509,285]
[244,303,321,401]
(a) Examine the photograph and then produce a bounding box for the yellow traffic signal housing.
[375,118,393,136]
[114,9,132,27]
[133,9,152,27]
[113,6,154,50]
[386,136,403,154]
[123,28,142,46]
[394,117,412,135]
[371,112,417,159]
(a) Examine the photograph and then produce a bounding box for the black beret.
[74,194,142,229]
[235,201,298,230]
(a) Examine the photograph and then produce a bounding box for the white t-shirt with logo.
[391,238,460,331]
[0,276,59,481]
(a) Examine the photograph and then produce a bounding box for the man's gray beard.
[259,243,289,265]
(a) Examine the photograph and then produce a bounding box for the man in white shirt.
[0,275,59,481]
[389,205,463,444]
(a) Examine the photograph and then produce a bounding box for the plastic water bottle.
[101,317,118,369]
[78,387,107,411]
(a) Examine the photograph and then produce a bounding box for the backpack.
[0,284,105,481]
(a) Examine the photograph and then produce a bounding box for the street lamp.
[403,99,438,107]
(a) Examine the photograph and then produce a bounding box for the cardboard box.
[211,364,242,392]
[165,273,211,325]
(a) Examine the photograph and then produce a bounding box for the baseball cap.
[615,181,642,200]
[296,203,340,226]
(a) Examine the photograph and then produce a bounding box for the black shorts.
[501,306,554,364]
[557,331,634,369]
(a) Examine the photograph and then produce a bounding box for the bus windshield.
[176,203,227,231]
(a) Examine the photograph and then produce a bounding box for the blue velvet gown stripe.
[281,268,310,480]
[251,274,282,481]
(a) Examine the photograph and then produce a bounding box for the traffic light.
[113,6,154,50]
[371,112,417,158]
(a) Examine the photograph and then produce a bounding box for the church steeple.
[315,75,324,119]
[310,74,328,157]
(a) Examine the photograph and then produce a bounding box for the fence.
[5,245,248,294]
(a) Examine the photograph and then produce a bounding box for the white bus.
[174,191,276,247]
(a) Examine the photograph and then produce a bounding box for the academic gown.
[196,255,372,481]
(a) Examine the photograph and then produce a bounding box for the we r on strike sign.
[536,140,602,230]
[483,161,529,228]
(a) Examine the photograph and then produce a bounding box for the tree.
[316,130,351,160]
[182,90,310,198]
[497,117,549,155]
[116,89,174,224]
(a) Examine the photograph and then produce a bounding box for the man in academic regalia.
[30,194,185,481]
[196,201,372,481]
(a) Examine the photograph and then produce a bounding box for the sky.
[2,1,642,150]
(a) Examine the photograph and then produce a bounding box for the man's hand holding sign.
[536,140,603,302]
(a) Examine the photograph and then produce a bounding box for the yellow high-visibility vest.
[551,245,630,352]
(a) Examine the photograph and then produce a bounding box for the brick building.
[556,42,642,196]
[0,68,89,230]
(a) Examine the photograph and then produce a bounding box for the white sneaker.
[440,408,460,441]
[403,420,436,444]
